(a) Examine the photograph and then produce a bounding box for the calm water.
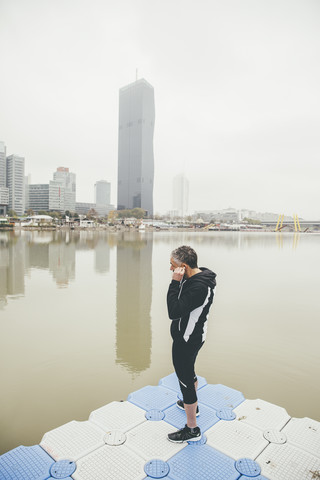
[0,229,319,454]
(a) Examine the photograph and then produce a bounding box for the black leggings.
[172,340,204,404]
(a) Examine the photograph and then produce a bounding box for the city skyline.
[0,0,319,219]
[1,142,115,215]
[0,139,317,220]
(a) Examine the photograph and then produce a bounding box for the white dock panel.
[89,401,146,432]
[257,443,320,480]
[125,420,187,461]
[72,444,146,480]
[206,420,269,460]
[40,420,105,461]
[282,417,320,459]
[234,399,291,431]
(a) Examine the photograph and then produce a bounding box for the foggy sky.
[0,0,319,219]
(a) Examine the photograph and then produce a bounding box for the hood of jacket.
[186,267,216,289]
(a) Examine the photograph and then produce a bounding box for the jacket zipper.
[177,280,185,332]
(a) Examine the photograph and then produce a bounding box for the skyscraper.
[95,180,112,216]
[0,142,6,188]
[173,173,189,218]
[29,184,50,212]
[0,142,9,215]
[49,167,76,213]
[95,180,111,205]
[6,154,25,216]
[117,78,155,216]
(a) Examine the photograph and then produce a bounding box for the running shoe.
[168,424,201,443]
[176,399,200,416]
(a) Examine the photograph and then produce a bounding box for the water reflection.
[0,230,311,310]
[48,242,76,287]
[0,230,114,308]
[152,231,307,250]
[116,232,152,374]
[95,239,110,274]
[0,234,25,308]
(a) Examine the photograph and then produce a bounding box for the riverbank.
[8,224,320,233]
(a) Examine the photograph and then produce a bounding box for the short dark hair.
[171,245,198,269]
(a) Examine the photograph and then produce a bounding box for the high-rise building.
[173,173,189,218]
[117,78,155,216]
[52,167,76,212]
[0,142,9,215]
[6,154,25,216]
[29,184,50,212]
[0,142,7,188]
[49,167,76,213]
[94,180,112,216]
[24,174,31,212]
[49,180,65,212]
[75,202,96,215]
[95,180,111,206]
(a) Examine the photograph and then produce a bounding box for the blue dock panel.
[163,402,219,432]
[144,459,170,478]
[240,476,269,480]
[0,445,74,480]
[167,444,241,480]
[159,373,207,393]
[49,459,76,478]
[128,385,178,411]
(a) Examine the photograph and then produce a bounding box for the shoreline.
[3,225,318,233]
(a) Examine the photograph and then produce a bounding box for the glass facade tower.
[95,180,111,206]
[173,173,189,218]
[0,142,9,214]
[117,78,155,216]
[6,154,25,216]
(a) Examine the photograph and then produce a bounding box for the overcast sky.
[0,0,319,218]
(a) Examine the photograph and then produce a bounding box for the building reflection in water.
[48,241,76,287]
[94,238,110,274]
[0,233,25,308]
[116,232,152,374]
[0,230,114,308]
[26,231,76,287]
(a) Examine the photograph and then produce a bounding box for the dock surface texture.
[1,374,320,480]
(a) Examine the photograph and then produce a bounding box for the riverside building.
[0,142,9,215]
[95,180,113,216]
[95,180,111,206]
[52,167,76,212]
[173,173,189,218]
[28,184,50,212]
[6,154,25,216]
[75,202,95,215]
[48,167,76,213]
[117,78,155,216]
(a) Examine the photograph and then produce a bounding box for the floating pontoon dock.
[0,373,319,480]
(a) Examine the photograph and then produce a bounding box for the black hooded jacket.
[167,267,216,344]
